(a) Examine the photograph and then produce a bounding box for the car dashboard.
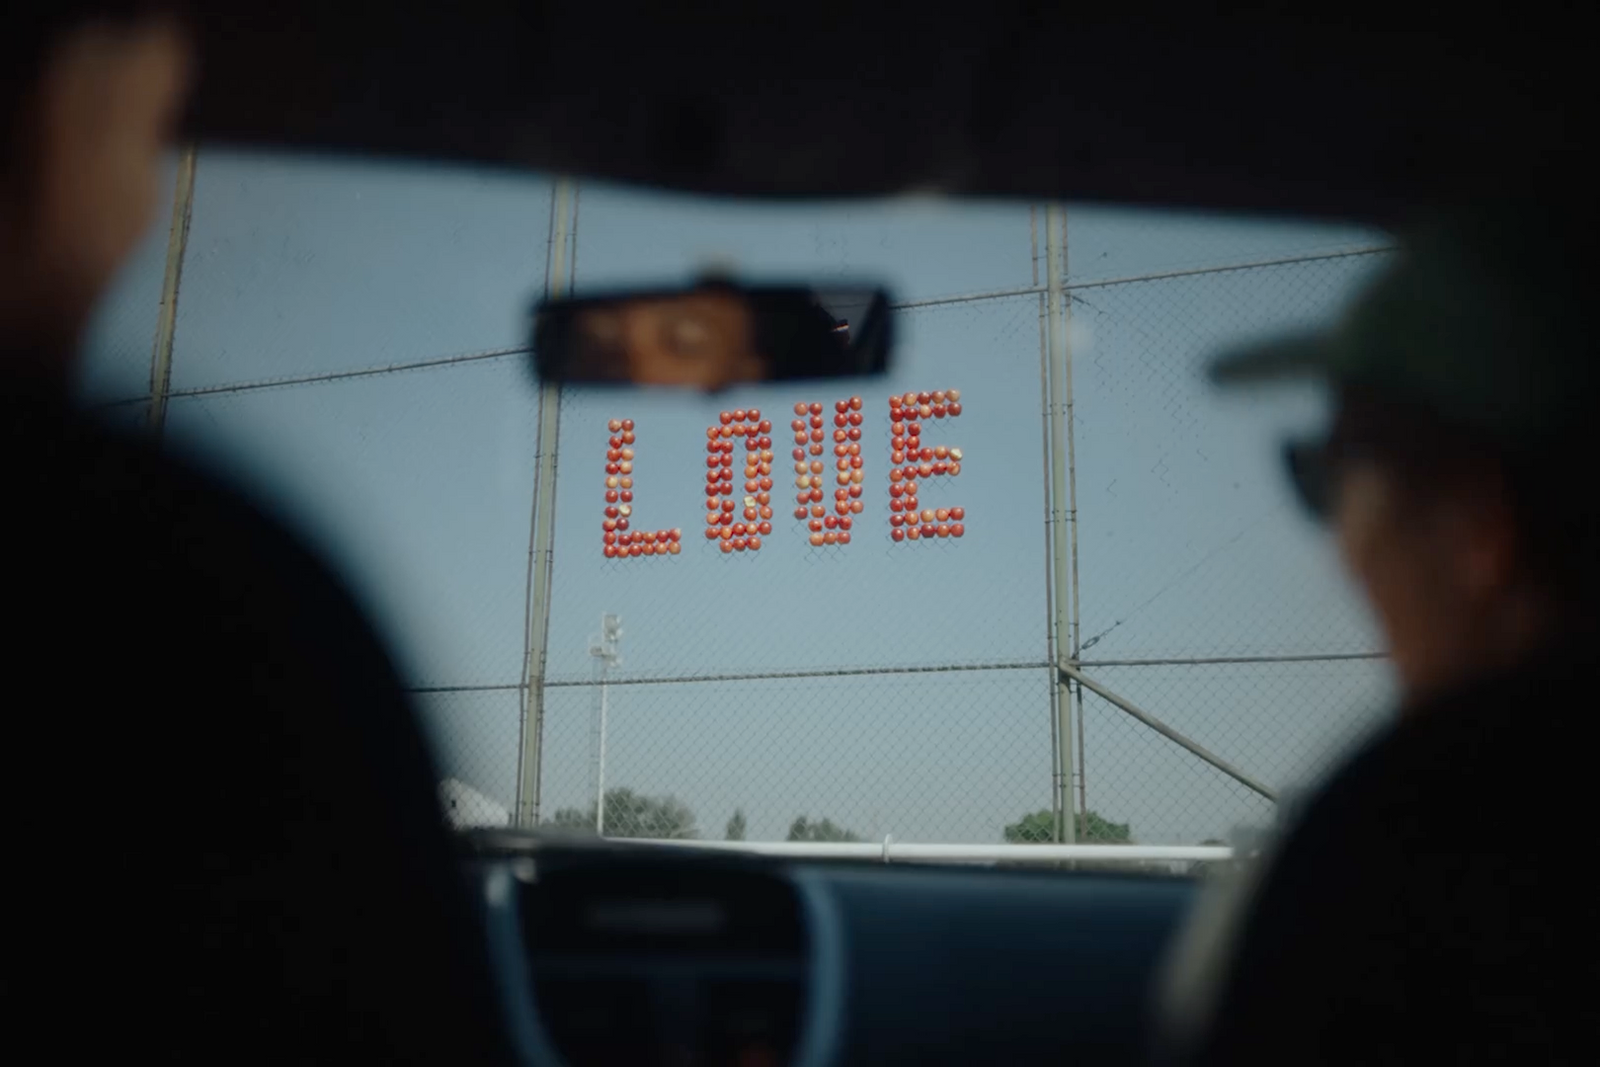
[465,832,1199,1066]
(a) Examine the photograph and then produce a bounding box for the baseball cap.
[1209,202,1593,456]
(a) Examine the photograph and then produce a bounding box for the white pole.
[590,613,621,834]
[595,665,609,833]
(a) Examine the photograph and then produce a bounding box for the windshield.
[81,151,1393,856]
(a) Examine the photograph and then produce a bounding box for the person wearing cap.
[1153,205,1598,1064]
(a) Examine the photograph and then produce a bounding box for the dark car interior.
[39,6,1585,1066]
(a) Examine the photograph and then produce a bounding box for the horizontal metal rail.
[608,837,1235,864]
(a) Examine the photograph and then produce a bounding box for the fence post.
[148,146,198,437]
[1033,206,1065,839]
[1044,204,1079,842]
[516,178,578,828]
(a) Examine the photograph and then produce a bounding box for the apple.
[891,528,906,542]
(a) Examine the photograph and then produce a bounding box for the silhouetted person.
[4,6,516,1061]
[1157,204,1598,1064]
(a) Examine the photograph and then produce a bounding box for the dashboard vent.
[522,858,808,1067]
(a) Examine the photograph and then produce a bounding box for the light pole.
[589,613,623,834]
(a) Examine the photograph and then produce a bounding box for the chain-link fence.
[88,151,1395,850]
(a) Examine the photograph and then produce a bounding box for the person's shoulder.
[6,392,343,599]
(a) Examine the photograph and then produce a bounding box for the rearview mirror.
[531,281,892,390]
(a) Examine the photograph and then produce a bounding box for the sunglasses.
[1283,436,1339,522]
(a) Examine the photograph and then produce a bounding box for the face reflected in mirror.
[533,282,890,389]
[577,288,768,390]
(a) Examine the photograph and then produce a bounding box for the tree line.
[548,788,1142,847]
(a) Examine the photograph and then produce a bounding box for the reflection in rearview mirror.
[531,281,892,390]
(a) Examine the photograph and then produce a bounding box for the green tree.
[786,815,862,842]
[549,787,698,839]
[1003,808,1133,844]
[725,808,748,841]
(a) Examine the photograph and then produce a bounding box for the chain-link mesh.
[1077,658,1391,844]
[81,156,1401,852]
[539,667,1054,842]
[543,294,1052,685]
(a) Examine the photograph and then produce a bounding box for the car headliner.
[184,4,1587,226]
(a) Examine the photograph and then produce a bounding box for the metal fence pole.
[148,147,198,437]
[516,178,578,828]
[1032,206,1064,840]
[1044,204,1078,843]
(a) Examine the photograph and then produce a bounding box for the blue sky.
[81,150,1394,844]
